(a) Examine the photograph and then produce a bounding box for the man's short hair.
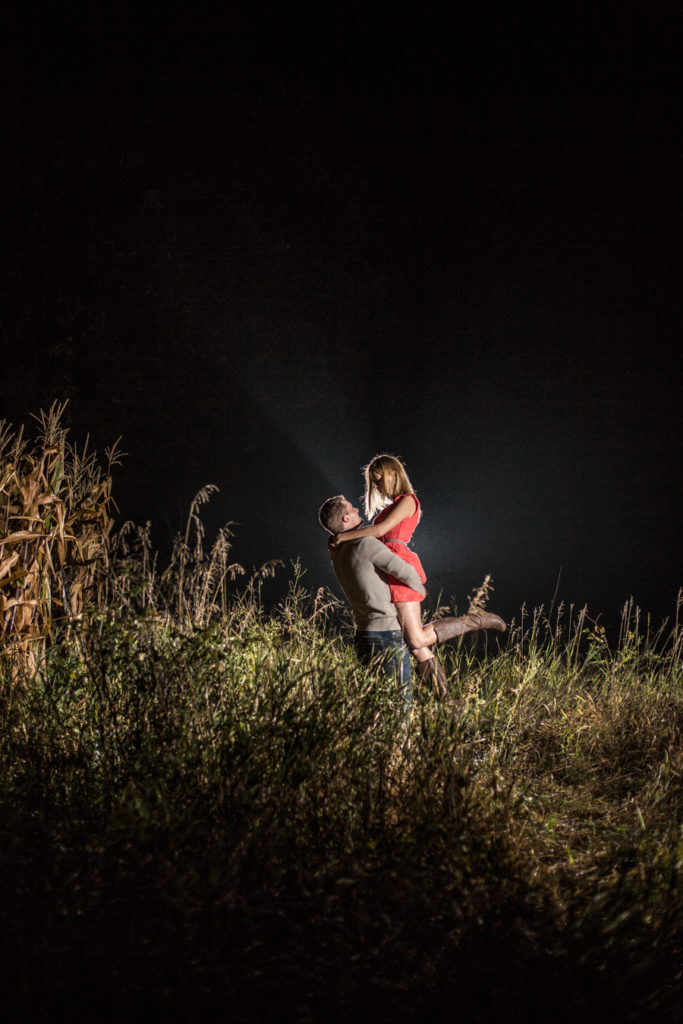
[318,494,347,534]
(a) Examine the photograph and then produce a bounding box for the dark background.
[3,3,681,629]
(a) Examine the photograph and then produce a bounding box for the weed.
[0,409,680,1021]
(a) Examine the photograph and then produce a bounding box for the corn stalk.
[0,401,121,674]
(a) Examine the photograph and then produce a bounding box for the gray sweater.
[331,536,426,631]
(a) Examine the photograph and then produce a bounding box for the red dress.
[374,493,426,603]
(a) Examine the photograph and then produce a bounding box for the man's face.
[340,497,363,531]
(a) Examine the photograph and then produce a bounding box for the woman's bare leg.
[397,604,508,652]
[395,602,437,661]
[395,603,448,695]
[393,603,505,697]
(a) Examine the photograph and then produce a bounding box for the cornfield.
[0,402,120,669]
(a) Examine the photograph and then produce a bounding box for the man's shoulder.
[331,535,381,550]
[334,535,383,564]
[351,535,383,552]
[351,536,390,567]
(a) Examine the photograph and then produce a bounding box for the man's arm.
[363,538,426,598]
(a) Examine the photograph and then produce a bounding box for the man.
[318,494,506,697]
[318,494,423,695]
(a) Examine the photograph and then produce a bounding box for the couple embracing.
[318,454,506,697]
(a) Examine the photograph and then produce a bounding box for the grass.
[1,547,681,1023]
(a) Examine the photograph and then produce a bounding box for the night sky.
[4,4,681,630]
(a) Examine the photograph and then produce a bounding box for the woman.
[331,453,505,693]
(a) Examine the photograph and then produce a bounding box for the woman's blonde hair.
[362,453,419,520]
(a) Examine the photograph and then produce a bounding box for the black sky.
[3,3,682,628]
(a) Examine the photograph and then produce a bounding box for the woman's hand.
[328,533,342,557]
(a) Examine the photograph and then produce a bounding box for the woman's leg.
[396,603,448,696]
[394,602,506,698]
[395,602,437,661]
[397,604,508,651]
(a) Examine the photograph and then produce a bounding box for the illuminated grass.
[0,566,681,1021]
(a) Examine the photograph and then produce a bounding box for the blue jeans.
[354,629,411,703]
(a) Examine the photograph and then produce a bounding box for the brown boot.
[466,611,507,632]
[415,657,448,697]
[432,612,506,643]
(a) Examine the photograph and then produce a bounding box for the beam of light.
[225,332,520,615]
[236,336,376,502]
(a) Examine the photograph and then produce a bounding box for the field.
[1,548,681,1022]
[0,410,681,1021]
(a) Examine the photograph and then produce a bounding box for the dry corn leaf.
[0,530,49,546]
[0,551,20,580]
[4,596,38,611]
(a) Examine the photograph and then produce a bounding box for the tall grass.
[1,564,680,1021]
[0,416,681,1020]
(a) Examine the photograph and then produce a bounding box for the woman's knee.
[403,623,427,649]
